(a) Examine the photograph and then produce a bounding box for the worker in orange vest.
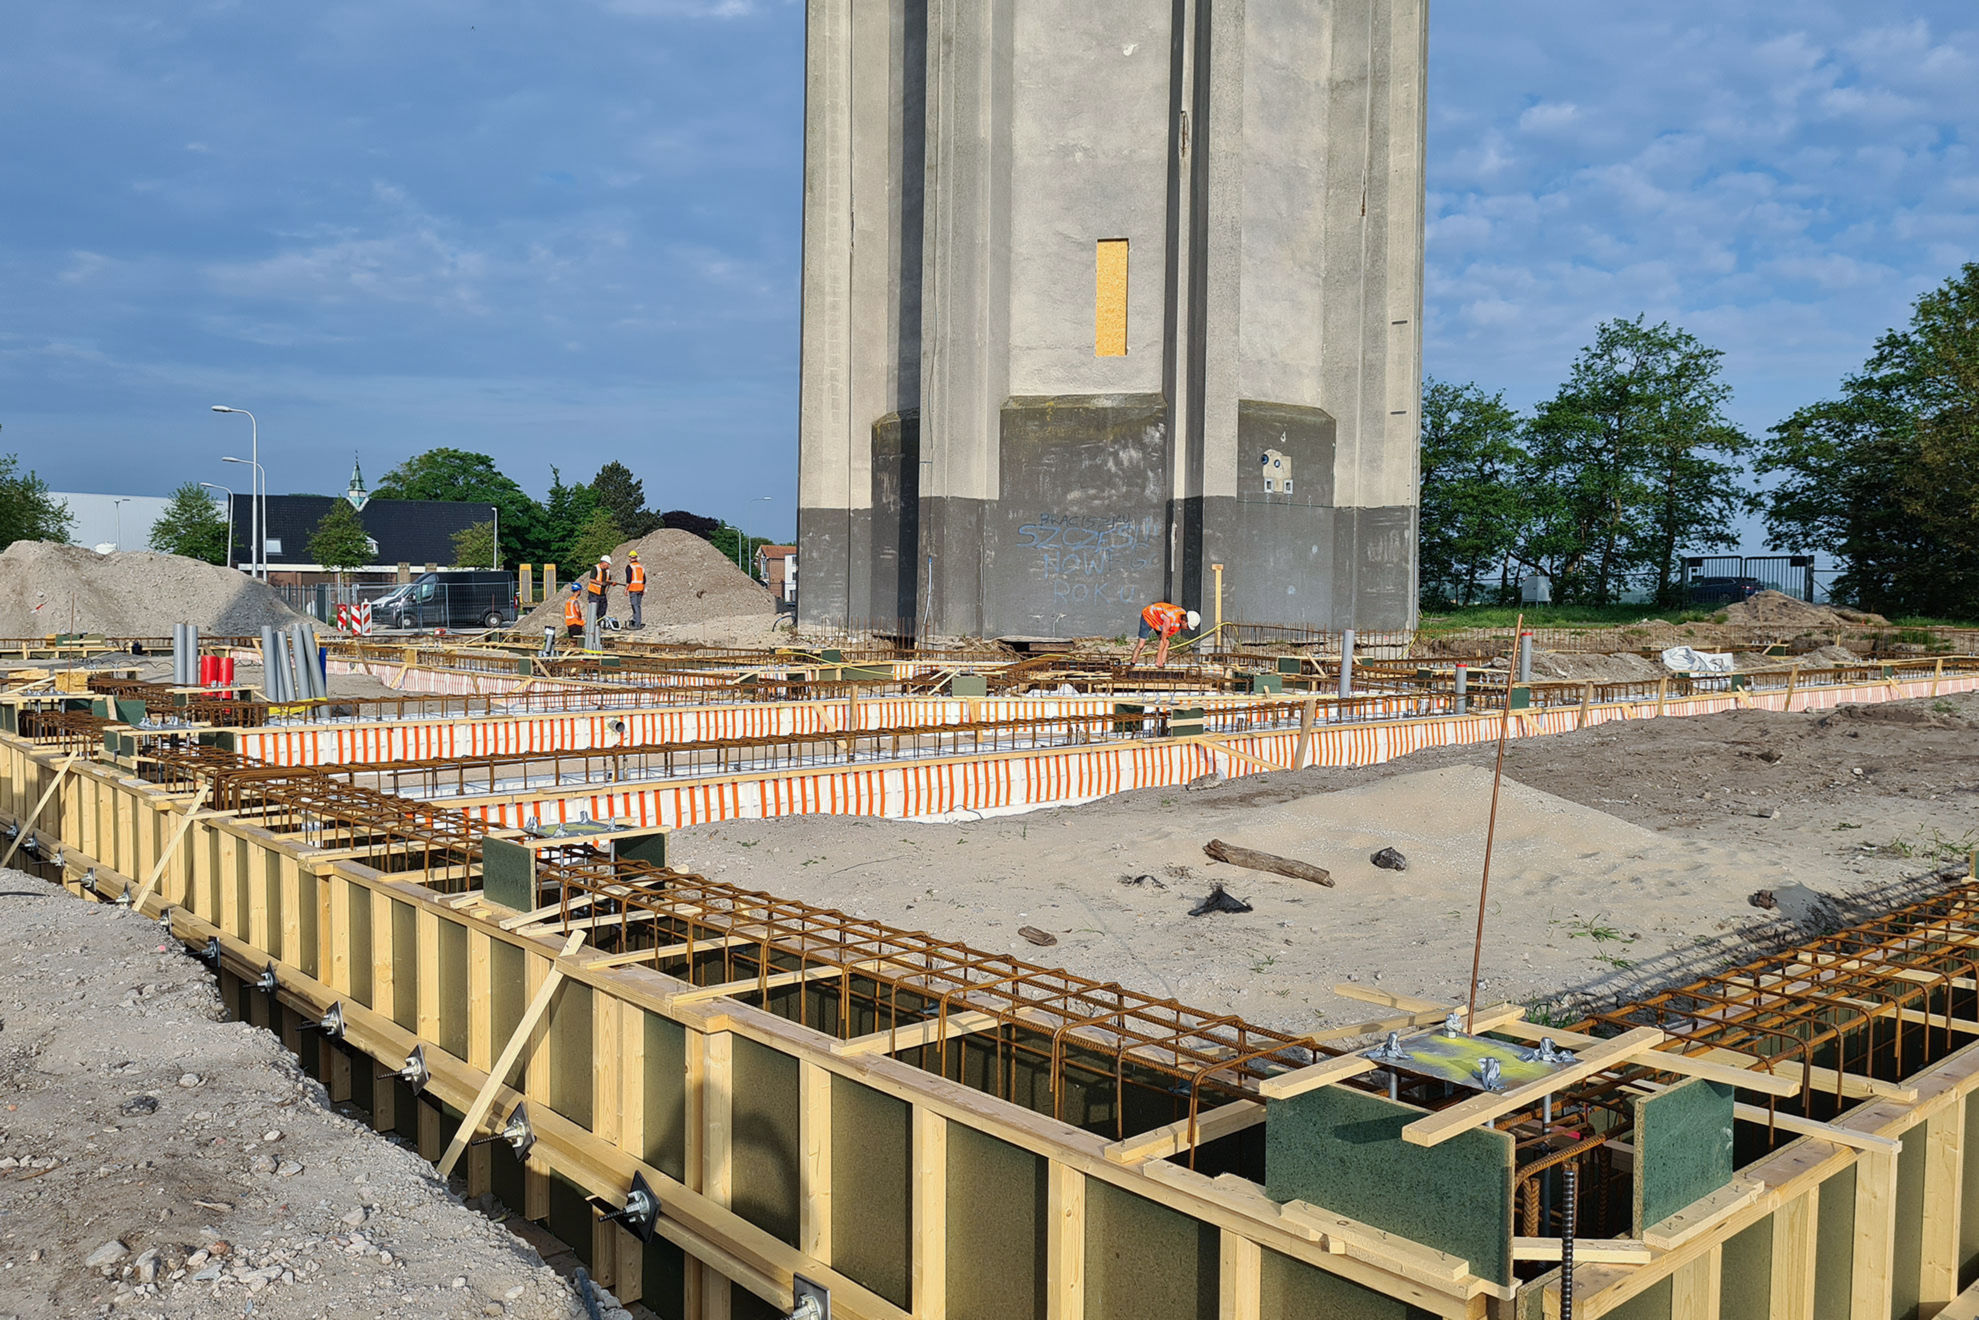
[625,549,646,629]
[587,553,613,628]
[1128,601,1200,668]
[561,582,586,648]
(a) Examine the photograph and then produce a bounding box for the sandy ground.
[672,691,1979,1035]
[0,877,620,1320]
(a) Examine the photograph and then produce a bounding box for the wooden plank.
[665,962,877,1009]
[415,908,442,1041]
[698,1029,733,1320]
[1923,1106,1965,1310]
[1641,1178,1763,1251]
[1769,1188,1816,1320]
[1669,1247,1722,1320]
[913,1108,947,1320]
[1218,1230,1261,1320]
[435,931,586,1178]
[1511,1237,1651,1264]
[833,1010,1002,1058]
[130,781,211,907]
[1852,1148,1898,1320]
[1274,1200,1470,1284]
[1254,1054,1379,1101]
[1402,1027,1664,1147]
[583,934,756,970]
[1733,1100,1901,1153]
[0,749,77,869]
[1203,838,1333,887]
[1102,1101,1266,1164]
[799,1061,831,1260]
[1045,1164,1084,1320]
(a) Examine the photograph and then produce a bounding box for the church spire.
[345,455,370,511]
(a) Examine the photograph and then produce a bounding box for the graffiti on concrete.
[1015,513,1160,606]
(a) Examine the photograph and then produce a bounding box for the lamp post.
[200,482,235,569]
[738,496,773,575]
[111,497,131,551]
[222,456,266,578]
[210,406,261,578]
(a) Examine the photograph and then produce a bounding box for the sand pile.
[1725,590,1886,630]
[518,528,776,632]
[0,541,311,637]
[1527,650,1668,682]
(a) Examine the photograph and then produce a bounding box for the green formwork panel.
[948,673,988,698]
[1895,1124,1927,1320]
[640,1236,686,1320]
[946,1126,1046,1320]
[481,837,535,912]
[547,979,594,1129]
[1276,656,1303,675]
[643,1011,688,1183]
[1634,1078,1734,1234]
[1169,707,1205,738]
[1265,1086,1514,1287]
[1814,1164,1857,1320]
[1508,685,1532,710]
[1249,672,1283,695]
[830,1077,912,1309]
[1962,1091,1979,1291]
[619,832,668,871]
[1259,1246,1438,1319]
[391,900,417,1030]
[1719,1212,1773,1320]
[730,1037,800,1246]
[437,920,469,1059]
[1084,1179,1218,1320]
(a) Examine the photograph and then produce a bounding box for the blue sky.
[2,2,1975,548]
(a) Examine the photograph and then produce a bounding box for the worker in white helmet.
[587,553,614,631]
[1128,602,1202,668]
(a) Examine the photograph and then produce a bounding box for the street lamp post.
[111,497,131,551]
[222,456,266,578]
[210,406,261,578]
[200,482,235,569]
[738,496,773,575]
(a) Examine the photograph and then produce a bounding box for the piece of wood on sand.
[1203,839,1334,888]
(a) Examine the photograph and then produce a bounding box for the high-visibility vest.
[563,594,585,627]
[1142,602,1185,637]
[627,561,646,593]
[587,560,609,595]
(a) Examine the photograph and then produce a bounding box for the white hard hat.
[1186,610,1202,630]
[600,554,613,564]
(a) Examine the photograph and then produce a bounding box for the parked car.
[373,570,518,630]
[1686,575,1765,606]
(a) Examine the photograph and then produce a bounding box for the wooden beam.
[913,1109,948,1320]
[798,1061,831,1261]
[832,1010,1002,1058]
[1922,1107,1965,1310]
[1401,1027,1665,1147]
[1642,1179,1763,1252]
[436,931,586,1178]
[0,750,78,870]
[1218,1231,1261,1320]
[1254,1054,1379,1101]
[1851,1149,1899,1320]
[131,782,212,908]
[1511,1237,1651,1265]
[583,934,756,970]
[1770,1189,1816,1320]
[1102,1101,1266,1164]
[664,962,876,1009]
[1045,1164,1084,1320]
[1668,1247,1722,1320]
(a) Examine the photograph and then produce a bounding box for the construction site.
[9,4,1979,1320]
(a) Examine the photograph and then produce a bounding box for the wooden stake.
[132,782,212,908]
[436,931,585,1178]
[1465,613,1521,1033]
[0,750,78,870]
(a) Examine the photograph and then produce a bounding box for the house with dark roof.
[228,461,500,586]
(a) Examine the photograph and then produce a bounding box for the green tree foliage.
[1417,379,1526,606]
[567,507,625,572]
[591,461,660,538]
[451,520,496,569]
[306,501,373,584]
[0,453,75,549]
[147,482,230,564]
[371,448,542,567]
[541,467,599,570]
[1762,263,1979,616]
[1516,317,1751,606]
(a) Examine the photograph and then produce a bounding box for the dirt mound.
[1528,650,1668,683]
[0,541,312,637]
[1818,702,1970,730]
[517,528,776,632]
[1725,590,1887,631]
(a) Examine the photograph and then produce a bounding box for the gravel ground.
[0,877,612,1320]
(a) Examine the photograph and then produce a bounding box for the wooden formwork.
[11,714,1979,1319]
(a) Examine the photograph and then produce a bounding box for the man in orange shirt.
[625,549,646,629]
[562,583,587,649]
[1128,601,1200,668]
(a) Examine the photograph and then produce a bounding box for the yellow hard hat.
[627,550,639,559]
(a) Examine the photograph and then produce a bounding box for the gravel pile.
[517,528,776,633]
[0,541,311,637]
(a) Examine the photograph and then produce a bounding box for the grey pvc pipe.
[1517,632,1534,684]
[1338,628,1355,699]
[1454,662,1468,716]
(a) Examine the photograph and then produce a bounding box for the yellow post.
[1211,563,1224,635]
[518,563,533,605]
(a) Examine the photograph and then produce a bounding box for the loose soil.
[676,690,1979,1034]
[0,543,311,638]
[0,881,617,1320]
[1725,589,1887,630]
[515,530,776,637]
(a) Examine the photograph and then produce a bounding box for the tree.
[451,520,496,569]
[371,448,543,568]
[567,507,625,571]
[1417,379,1528,606]
[148,482,230,563]
[592,462,660,538]
[658,508,720,539]
[1762,263,1979,616]
[306,501,372,587]
[1518,317,1752,605]
[542,467,599,570]
[0,453,74,549]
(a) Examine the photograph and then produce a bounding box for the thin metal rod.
[1466,612,1521,1034]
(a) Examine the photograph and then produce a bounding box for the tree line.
[143,449,783,578]
[1421,262,1979,619]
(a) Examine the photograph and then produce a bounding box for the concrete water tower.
[795,0,1427,638]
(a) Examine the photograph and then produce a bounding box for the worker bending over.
[1128,601,1199,668]
[625,549,646,629]
[562,582,586,649]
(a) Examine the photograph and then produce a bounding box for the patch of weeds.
[1834,822,1862,831]
[1566,916,1632,946]
[1593,953,1636,972]
[1934,700,1958,715]
[800,857,826,868]
[1249,954,1279,975]
[736,840,758,848]
[1523,1000,1580,1029]
[1879,837,1917,858]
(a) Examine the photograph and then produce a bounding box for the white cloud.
[1517,101,1579,133]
